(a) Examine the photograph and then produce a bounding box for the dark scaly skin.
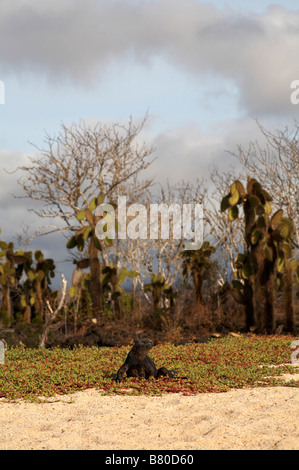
[116,338,177,382]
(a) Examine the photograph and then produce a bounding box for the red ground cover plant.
[0,336,298,401]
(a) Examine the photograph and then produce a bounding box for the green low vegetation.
[0,336,298,402]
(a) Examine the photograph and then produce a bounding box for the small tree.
[18,117,154,318]
[181,241,216,308]
[102,263,138,316]
[0,229,56,325]
[144,272,170,315]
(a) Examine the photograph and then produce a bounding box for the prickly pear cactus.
[181,241,216,307]
[221,178,296,333]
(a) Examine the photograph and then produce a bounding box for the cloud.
[0,1,298,115]
[149,124,225,184]
[147,113,296,185]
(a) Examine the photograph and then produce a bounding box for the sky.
[0,0,299,284]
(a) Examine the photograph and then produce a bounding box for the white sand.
[0,385,298,450]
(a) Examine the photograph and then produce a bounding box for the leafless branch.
[39,274,67,349]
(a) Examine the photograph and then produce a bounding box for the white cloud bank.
[0,1,298,115]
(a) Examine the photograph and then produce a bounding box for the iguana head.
[131,338,153,359]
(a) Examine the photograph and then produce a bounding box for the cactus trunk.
[193,271,204,307]
[252,244,276,334]
[88,238,103,318]
[243,279,255,330]
[35,280,44,321]
[23,305,31,324]
[284,256,294,333]
[1,284,12,326]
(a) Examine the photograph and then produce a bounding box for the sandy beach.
[0,384,298,450]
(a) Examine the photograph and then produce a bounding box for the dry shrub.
[160,314,183,343]
[164,289,247,338]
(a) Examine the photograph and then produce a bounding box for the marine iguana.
[116,338,178,382]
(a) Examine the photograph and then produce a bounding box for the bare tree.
[205,120,299,287]
[16,116,154,316]
[17,116,154,235]
[119,179,207,308]
[151,180,205,287]
[229,119,299,248]
[119,237,152,305]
